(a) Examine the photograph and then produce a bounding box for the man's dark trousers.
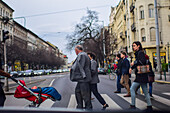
[117,75,122,92]
[75,82,92,109]
[90,84,106,105]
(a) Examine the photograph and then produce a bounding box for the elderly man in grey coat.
[70,45,92,110]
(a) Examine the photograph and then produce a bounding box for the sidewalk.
[154,72,170,84]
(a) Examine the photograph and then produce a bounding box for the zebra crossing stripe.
[39,99,55,108]
[162,92,170,96]
[68,95,77,108]
[67,94,121,109]
[101,94,122,110]
[117,94,159,110]
[152,94,170,106]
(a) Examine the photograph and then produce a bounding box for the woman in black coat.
[129,41,152,111]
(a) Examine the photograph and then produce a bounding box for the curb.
[155,80,170,84]
[4,79,46,95]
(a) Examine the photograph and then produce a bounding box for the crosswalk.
[66,93,170,110]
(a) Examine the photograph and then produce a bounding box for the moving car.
[24,70,34,77]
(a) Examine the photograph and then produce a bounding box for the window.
[140,6,144,19]
[141,28,146,42]
[149,4,154,18]
[150,27,156,41]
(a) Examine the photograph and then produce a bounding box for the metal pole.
[4,41,9,91]
[154,0,162,80]
[168,42,170,74]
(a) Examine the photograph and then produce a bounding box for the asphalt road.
[3,73,170,112]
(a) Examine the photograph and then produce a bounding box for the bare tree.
[66,9,105,66]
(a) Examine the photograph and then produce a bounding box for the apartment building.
[110,0,170,68]
[109,0,127,58]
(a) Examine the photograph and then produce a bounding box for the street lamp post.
[154,0,162,79]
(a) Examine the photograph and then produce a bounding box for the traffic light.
[2,30,9,42]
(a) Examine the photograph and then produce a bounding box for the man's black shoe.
[114,91,121,93]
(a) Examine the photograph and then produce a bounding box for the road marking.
[162,92,170,96]
[67,94,121,110]
[68,95,77,108]
[49,79,55,87]
[152,94,170,106]
[101,94,121,110]
[39,99,55,108]
[117,94,158,110]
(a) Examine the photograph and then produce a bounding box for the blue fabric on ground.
[30,87,61,101]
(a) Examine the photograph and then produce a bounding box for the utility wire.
[16,5,111,18]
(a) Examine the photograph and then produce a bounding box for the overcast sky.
[4,0,119,63]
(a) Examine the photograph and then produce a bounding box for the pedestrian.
[114,54,123,93]
[87,52,109,110]
[120,51,131,97]
[129,41,152,111]
[0,69,10,107]
[145,54,155,98]
[70,45,92,110]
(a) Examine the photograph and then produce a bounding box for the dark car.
[98,68,107,75]
[10,71,18,78]
[17,71,24,77]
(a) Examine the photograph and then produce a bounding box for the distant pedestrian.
[70,45,92,110]
[114,54,123,93]
[129,41,152,111]
[87,52,109,110]
[120,51,131,97]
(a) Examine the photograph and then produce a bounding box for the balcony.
[131,23,136,32]
[130,3,135,13]
[120,32,125,39]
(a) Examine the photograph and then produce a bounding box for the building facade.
[109,0,170,69]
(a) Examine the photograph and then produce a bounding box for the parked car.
[45,69,52,74]
[98,68,107,75]
[10,71,18,78]
[17,71,24,77]
[57,69,63,73]
[24,70,34,77]
[37,70,46,75]
[52,70,57,74]
[33,70,39,76]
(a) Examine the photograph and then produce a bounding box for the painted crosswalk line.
[101,94,122,110]
[68,95,77,108]
[117,93,159,110]
[67,94,122,110]
[152,94,170,106]
[162,92,170,96]
[39,99,55,108]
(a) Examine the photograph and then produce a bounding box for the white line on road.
[117,93,159,110]
[39,99,55,108]
[101,94,122,110]
[68,95,77,108]
[162,92,170,96]
[67,94,121,110]
[152,94,170,106]
[49,79,55,87]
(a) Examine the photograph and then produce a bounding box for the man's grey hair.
[75,45,83,51]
